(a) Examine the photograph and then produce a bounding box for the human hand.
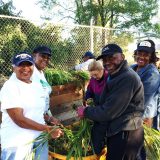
[50,117,61,125]
[44,114,61,125]
[47,126,63,139]
[83,100,87,106]
[44,113,50,123]
[86,98,94,106]
[143,118,153,127]
[76,106,86,118]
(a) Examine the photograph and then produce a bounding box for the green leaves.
[45,69,73,86]
[45,69,90,86]
[144,125,160,160]
[50,119,94,159]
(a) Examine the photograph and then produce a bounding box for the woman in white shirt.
[0,52,62,160]
[32,45,60,124]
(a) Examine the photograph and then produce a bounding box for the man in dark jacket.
[77,43,144,160]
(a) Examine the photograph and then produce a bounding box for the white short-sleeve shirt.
[10,66,52,113]
[31,66,52,113]
[0,76,46,148]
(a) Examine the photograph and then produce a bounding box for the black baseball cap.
[12,52,34,66]
[33,45,52,56]
[96,43,123,60]
[136,40,155,53]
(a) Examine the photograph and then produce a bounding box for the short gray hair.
[88,60,104,71]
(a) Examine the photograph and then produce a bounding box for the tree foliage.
[38,0,75,21]
[0,24,28,75]
[38,0,159,32]
[0,0,20,16]
[0,16,76,75]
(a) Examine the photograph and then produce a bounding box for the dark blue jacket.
[84,60,144,136]
[131,64,160,118]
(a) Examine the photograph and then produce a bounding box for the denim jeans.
[33,141,48,160]
[1,145,32,160]
[1,141,48,160]
[1,147,16,160]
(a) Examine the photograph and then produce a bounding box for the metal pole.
[90,18,94,52]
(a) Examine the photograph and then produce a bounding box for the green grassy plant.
[144,125,160,160]
[45,69,90,86]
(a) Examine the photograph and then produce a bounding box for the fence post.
[90,18,94,53]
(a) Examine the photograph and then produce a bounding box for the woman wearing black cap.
[131,40,160,128]
[32,45,60,125]
[131,39,160,160]
[0,52,63,160]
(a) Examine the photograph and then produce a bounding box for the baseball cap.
[33,45,52,56]
[136,40,155,53]
[12,52,34,66]
[82,51,95,58]
[96,43,123,60]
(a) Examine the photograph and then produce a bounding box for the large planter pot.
[49,151,98,160]
[50,83,83,106]
[49,148,107,160]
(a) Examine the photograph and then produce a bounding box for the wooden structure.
[50,83,85,126]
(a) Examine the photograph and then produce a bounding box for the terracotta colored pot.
[49,151,98,160]
[49,148,107,160]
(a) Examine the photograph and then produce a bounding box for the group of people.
[77,40,160,159]
[0,46,63,160]
[0,39,160,160]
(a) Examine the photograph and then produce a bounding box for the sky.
[4,0,160,25]
[3,0,160,51]
[5,0,43,21]
[5,0,75,24]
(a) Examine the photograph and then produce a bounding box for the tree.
[0,0,21,16]
[0,24,28,75]
[153,23,160,38]
[38,0,75,22]
[38,0,159,47]
[38,0,159,32]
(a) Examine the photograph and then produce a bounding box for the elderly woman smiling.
[0,52,63,160]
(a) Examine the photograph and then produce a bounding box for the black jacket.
[84,60,144,136]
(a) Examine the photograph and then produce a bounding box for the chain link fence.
[0,15,159,85]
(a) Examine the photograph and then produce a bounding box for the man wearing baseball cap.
[74,51,95,71]
[0,52,63,160]
[77,43,144,159]
[82,51,95,60]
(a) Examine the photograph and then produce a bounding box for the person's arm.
[84,76,143,122]
[43,113,61,125]
[85,79,94,100]
[141,69,160,118]
[75,60,92,71]
[7,108,62,138]
[1,81,62,138]
[7,108,47,131]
